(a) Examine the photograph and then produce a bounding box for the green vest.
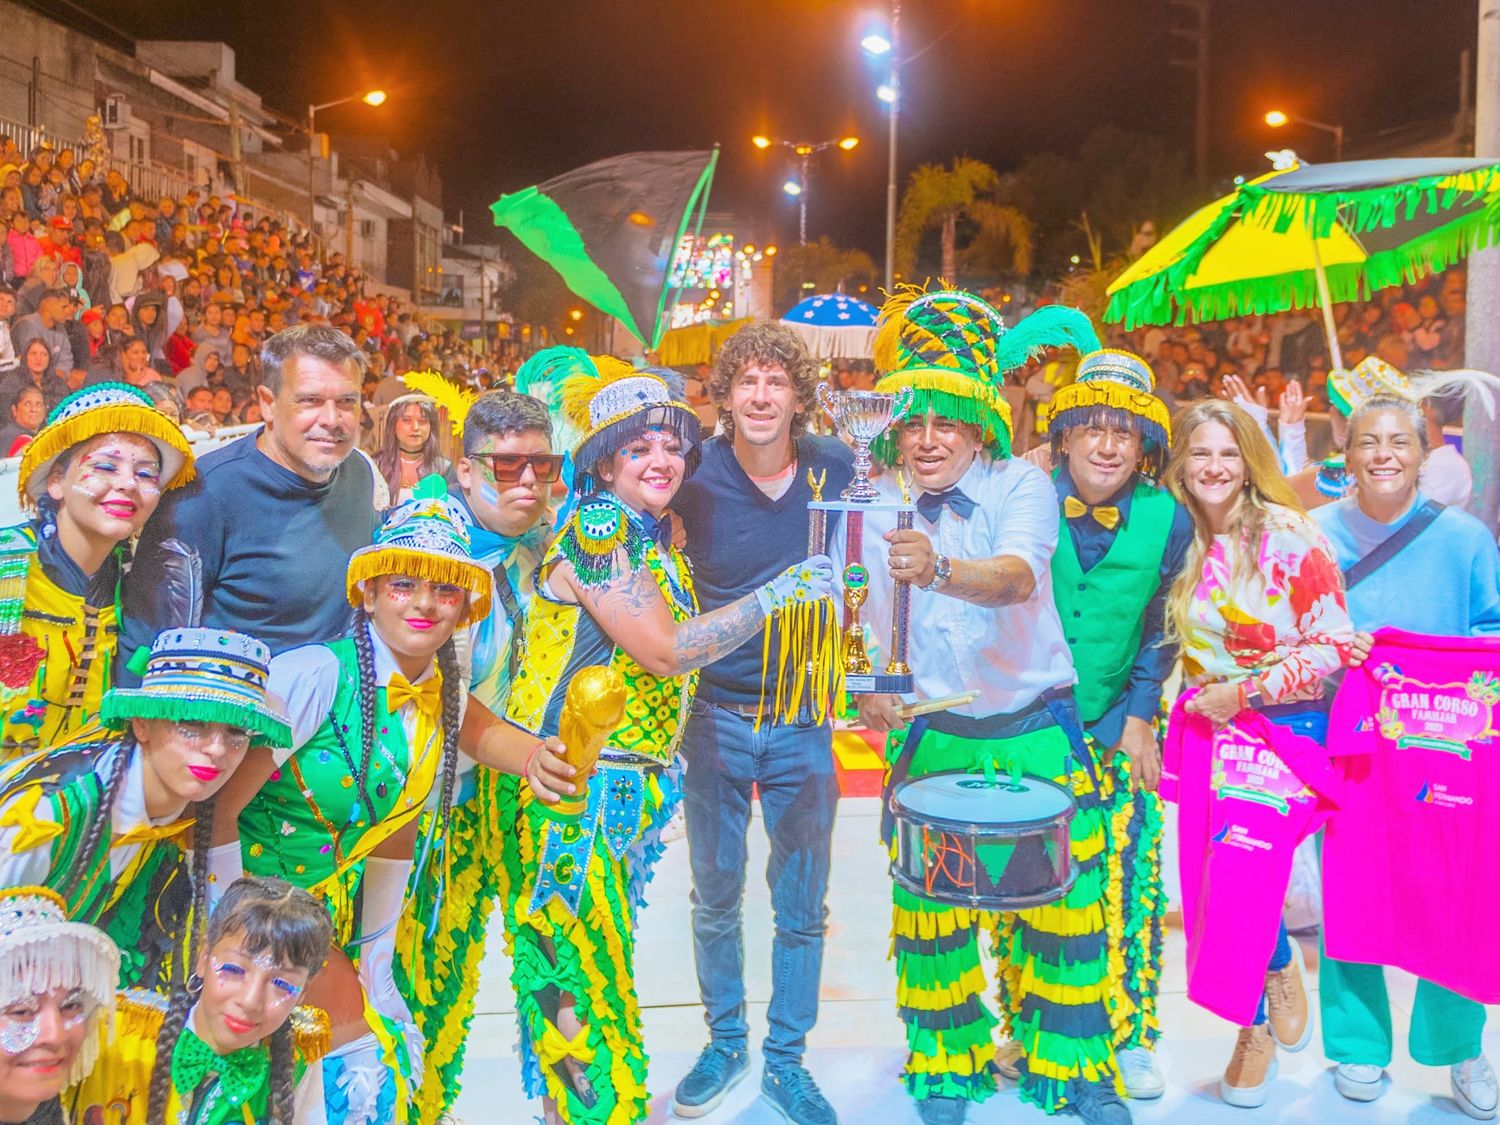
[1051,478,1177,724]
[240,637,424,911]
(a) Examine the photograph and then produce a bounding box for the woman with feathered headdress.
[499,351,835,1125]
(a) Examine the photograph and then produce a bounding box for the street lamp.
[1264,108,1343,160]
[864,2,901,293]
[306,89,387,243]
[751,134,861,245]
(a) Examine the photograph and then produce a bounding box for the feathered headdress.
[400,370,476,438]
[1329,355,1500,423]
[1048,348,1173,476]
[553,351,702,485]
[513,346,592,452]
[870,284,1100,462]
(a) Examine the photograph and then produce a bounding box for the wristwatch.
[923,553,952,592]
[1242,679,1265,710]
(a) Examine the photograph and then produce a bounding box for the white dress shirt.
[860,454,1076,717]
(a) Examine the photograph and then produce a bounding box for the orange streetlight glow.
[1264,110,1289,127]
[838,136,860,151]
[362,90,388,107]
[752,135,772,149]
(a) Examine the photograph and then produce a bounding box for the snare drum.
[890,771,1077,910]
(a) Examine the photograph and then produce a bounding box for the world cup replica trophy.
[811,384,916,694]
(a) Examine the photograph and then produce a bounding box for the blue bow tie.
[916,487,976,523]
[640,511,674,550]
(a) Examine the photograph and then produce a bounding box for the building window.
[359,219,377,238]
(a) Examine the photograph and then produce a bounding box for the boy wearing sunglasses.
[405,387,560,1120]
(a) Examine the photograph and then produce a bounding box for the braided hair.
[433,638,463,837]
[146,801,215,1125]
[349,608,381,828]
[60,731,136,902]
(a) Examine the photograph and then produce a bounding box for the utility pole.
[1466,0,1500,532]
[1169,0,1211,183]
[227,100,246,205]
[884,0,901,294]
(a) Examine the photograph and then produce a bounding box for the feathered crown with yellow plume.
[549,350,702,483]
[400,370,476,437]
[871,284,1100,462]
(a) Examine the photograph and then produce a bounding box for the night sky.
[60,0,1480,257]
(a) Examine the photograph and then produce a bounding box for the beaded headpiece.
[0,885,119,1084]
[103,627,292,748]
[556,351,700,482]
[346,474,494,626]
[18,382,195,504]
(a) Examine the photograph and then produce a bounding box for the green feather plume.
[995,305,1101,374]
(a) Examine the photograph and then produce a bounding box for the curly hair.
[708,320,820,439]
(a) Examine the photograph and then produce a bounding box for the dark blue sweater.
[673,433,853,705]
[120,433,378,679]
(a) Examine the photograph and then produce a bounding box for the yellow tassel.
[1050,377,1172,440]
[18,402,195,508]
[345,547,493,624]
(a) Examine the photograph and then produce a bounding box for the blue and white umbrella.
[779,293,879,358]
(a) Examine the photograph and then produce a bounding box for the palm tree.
[773,237,878,314]
[894,157,1034,282]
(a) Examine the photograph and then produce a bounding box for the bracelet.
[1237,682,1249,710]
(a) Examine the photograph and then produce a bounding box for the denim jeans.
[1250,704,1328,1025]
[681,698,839,1065]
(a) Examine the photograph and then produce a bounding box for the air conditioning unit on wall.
[102,95,131,130]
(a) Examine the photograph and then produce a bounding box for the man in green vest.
[1044,348,1192,1102]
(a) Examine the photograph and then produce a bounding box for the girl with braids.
[0,383,195,759]
[209,474,566,1125]
[0,628,289,991]
[67,875,335,1125]
[500,356,834,1125]
[0,886,119,1125]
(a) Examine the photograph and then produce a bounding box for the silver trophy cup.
[817,384,915,502]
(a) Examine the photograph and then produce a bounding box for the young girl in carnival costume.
[0,886,119,1125]
[67,876,334,1125]
[501,354,834,1124]
[0,627,290,990]
[210,475,567,1125]
[0,383,194,759]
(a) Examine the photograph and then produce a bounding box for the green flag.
[491,149,717,349]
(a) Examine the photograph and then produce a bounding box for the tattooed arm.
[552,553,769,677]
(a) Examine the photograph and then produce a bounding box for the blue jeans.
[1251,704,1328,1025]
[681,698,839,1065]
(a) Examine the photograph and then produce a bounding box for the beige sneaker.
[1221,1025,1278,1108]
[1264,938,1312,1052]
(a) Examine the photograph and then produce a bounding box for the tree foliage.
[894,157,1034,283]
[772,237,878,314]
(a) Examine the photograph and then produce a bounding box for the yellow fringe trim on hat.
[1049,379,1172,441]
[874,369,1014,444]
[289,1004,332,1064]
[756,598,844,730]
[18,404,195,506]
[346,547,493,625]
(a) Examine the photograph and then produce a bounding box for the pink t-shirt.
[1163,696,1343,1024]
[1324,628,1500,1002]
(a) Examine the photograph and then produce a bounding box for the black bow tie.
[916,486,976,523]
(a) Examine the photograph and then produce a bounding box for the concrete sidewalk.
[453,797,1500,1122]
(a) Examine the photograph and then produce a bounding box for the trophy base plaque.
[846,671,916,695]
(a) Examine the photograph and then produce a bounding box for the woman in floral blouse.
[1163,398,1355,1109]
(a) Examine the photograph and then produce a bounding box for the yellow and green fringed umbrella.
[1105,156,1500,368]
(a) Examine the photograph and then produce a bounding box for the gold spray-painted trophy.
[810,384,917,694]
[542,665,627,821]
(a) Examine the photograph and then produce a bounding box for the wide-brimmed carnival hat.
[1048,348,1173,472]
[104,628,292,748]
[0,885,119,1083]
[19,383,195,505]
[346,474,493,627]
[556,350,701,480]
[870,284,1101,463]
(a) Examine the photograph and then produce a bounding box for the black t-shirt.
[673,432,853,705]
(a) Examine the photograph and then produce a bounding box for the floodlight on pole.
[861,33,893,55]
[782,180,803,197]
[752,133,861,245]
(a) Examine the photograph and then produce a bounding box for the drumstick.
[894,691,979,720]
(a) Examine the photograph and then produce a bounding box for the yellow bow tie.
[113,818,194,849]
[1063,495,1121,530]
[386,672,442,719]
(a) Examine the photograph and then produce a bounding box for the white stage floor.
[452,797,1500,1123]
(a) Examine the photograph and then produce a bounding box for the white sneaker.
[1334,1063,1385,1102]
[1116,1046,1165,1099]
[1453,1056,1500,1120]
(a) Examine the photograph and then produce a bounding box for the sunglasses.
[475,453,564,483]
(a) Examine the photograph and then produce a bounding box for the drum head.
[893,771,1074,831]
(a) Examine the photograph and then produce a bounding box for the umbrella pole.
[1309,239,1345,371]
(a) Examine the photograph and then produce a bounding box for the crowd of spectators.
[0,136,506,455]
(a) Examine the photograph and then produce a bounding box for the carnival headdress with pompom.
[1048,348,1173,476]
[346,475,493,626]
[871,285,1100,463]
[19,382,195,505]
[556,352,701,485]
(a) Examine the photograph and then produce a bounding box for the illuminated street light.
[861,33,893,55]
[1263,107,1343,160]
[568,308,584,322]
[876,84,897,105]
[307,88,389,237]
[752,134,861,244]
[362,90,387,107]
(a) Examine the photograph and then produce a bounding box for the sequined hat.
[0,885,119,1084]
[346,474,494,626]
[1048,348,1173,453]
[1327,355,1410,417]
[555,350,701,480]
[102,628,292,748]
[18,382,195,505]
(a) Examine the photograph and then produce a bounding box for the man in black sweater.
[121,324,376,673]
[670,322,853,1125]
